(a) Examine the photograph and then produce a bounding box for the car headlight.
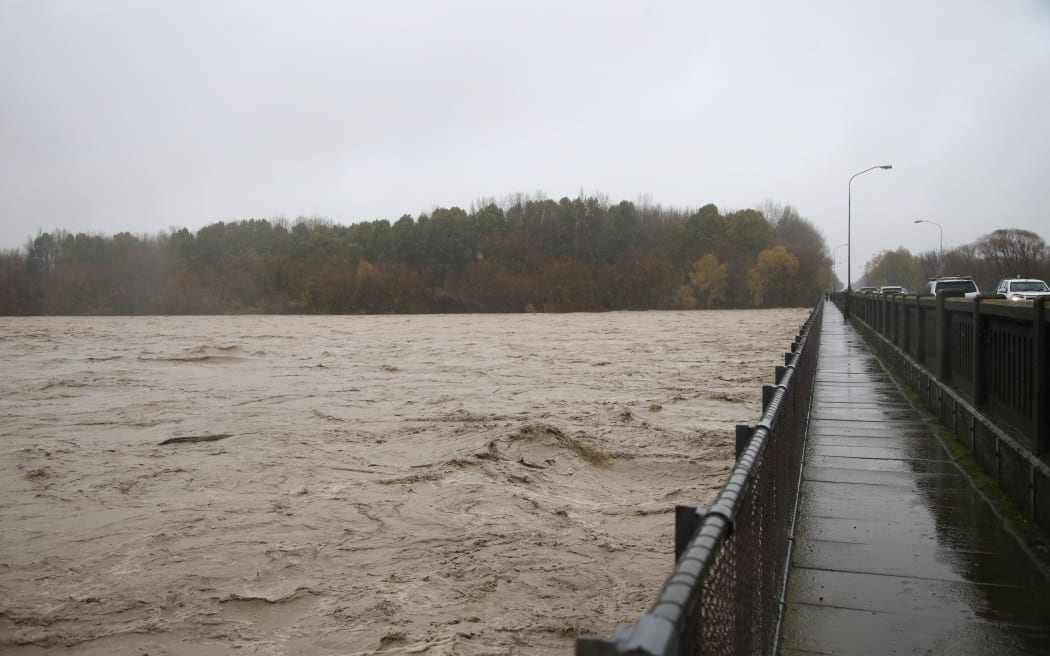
[1009,294,1024,301]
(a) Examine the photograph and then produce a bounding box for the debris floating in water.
[160,433,233,445]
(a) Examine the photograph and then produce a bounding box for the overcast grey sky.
[2,0,1048,281]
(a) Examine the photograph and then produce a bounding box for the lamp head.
[880,165,893,170]
[913,220,922,224]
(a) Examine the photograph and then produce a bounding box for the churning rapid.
[0,309,809,655]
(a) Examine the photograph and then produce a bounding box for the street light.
[913,219,943,274]
[848,164,892,293]
[833,242,848,291]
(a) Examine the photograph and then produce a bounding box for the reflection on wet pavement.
[781,304,1050,655]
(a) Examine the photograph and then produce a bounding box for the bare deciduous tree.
[975,229,1048,279]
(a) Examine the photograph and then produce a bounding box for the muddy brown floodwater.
[0,309,810,655]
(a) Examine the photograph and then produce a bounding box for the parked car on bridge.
[879,285,905,295]
[924,276,979,298]
[858,286,879,293]
[995,278,1050,301]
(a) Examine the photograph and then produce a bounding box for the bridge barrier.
[576,300,823,656]
[841,290,1050,534]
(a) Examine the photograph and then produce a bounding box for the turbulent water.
[0,309,809,655]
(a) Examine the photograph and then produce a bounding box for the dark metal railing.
[576,300,823,656]
[846,291,1049,455]
[840,290,1050,533]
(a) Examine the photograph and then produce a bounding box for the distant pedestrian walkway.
[780,302,1050,655]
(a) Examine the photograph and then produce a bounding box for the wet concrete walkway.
[780,302,1050,655]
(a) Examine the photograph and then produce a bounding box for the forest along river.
[0,309,810,655]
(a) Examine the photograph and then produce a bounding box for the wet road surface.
[780,302,1050,655]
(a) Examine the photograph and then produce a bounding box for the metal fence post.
[675,505,705,561]
[935,291,963,381]
[888,295,895,343]
[972,296,986,406]
[763,385,776,411]
[936,292,949,380]
[1035,297,1048,456]
[736,425,752,460]
[915,295,925,365]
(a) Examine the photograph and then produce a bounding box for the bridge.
[577,296,1050,655]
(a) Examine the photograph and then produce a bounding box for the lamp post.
[848,164,893,294]
[833,242,848,291]
[913,219,943,275]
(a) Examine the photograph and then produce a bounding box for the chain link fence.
[576,300,823,656]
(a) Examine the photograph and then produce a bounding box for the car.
[879,285,905,295]
[858,286,879,293]
[925,276,979,298]
[994,278,1050,301]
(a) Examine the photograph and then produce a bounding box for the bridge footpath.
[780,302,1050,655]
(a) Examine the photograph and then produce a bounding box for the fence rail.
[576,300,823,656]
[848,291,1048,455]
[843,290,1050,533]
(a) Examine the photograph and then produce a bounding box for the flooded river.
[0,309,809,655]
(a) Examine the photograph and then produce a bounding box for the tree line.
[0,194,833,315]
[858,228,1049,294]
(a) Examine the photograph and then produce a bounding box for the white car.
[925,276,980,298]
[995,278,1050,301]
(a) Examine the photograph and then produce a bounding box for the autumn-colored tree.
[443,260,527,313]
[305,256,357,314]
[350,260,383,313]
[687,254,729,308]
[747,246,800,306]
[529,259,601,312]
[375,261,435,313]
[599,255,675,310]
[764,203,831,304]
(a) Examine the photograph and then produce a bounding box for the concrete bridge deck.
[779,301,1050,655]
